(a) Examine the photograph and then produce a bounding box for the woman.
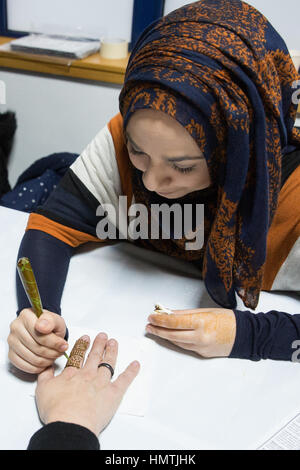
[8,0,300,371]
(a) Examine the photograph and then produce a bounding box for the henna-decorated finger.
[65,336,90,369]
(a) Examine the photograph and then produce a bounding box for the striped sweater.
[16,113,300,361]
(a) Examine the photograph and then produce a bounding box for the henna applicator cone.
[17,257,69,360]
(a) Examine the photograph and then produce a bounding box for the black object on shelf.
[0,111,17,197]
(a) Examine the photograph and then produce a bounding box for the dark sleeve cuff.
[229,309,257,360]
[27,422,100,450]
[229,309,300,361]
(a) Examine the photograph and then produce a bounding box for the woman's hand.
[146,308,236,358]
[7,308,69,374]
[35,333,140,437]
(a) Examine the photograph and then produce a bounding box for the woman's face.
[125,109,211,199]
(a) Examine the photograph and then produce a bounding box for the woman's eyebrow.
[125,132,143,152]
[125,131,204,161]
[167,156,204,162]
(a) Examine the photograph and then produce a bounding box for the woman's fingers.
[23,310,68,352]
[8,349,45,374]
[35,312,65,338]
[171,308,216,315]
[98,339,118,381]
[148,313,203,330]
[8,323,60,374]
[8,335,55,369]
[33,329,68,353]
[84,333,108,371]
[14,324,63,359]
[148,308,233,330]
[64,336,90,370]
[9,310,68,360]
[146,324,195,343]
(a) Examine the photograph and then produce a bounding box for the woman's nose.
[142,166,171,192]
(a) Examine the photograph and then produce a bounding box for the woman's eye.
[172,164,195,174]
[128,143,195,174]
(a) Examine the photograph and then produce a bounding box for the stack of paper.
[259,413,300,450]
[9,34,101,59]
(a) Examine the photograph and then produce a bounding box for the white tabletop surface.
[0,205,300,450]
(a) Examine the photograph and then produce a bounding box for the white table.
[1,205,300,450]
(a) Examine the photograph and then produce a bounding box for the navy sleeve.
[27,422,100,450]
[229,309,300,361]
[16,229,74,322]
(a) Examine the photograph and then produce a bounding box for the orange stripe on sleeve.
[26,213,106,248]
[262,165,300,290]
[108,113,133,209]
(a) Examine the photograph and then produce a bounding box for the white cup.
[100,38,128,60]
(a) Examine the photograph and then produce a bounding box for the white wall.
[7,0,134,41]
[164,0,300,50]
[0,70,121,187]
[1,0,132,187]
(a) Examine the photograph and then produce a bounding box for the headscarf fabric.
[119,0,300,309]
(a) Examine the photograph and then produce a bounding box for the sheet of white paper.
[0,327,157,422]
[55,327,158,417]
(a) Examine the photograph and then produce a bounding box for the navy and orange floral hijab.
[119,0,300,310]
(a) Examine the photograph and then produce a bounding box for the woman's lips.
[157,191,178,197]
